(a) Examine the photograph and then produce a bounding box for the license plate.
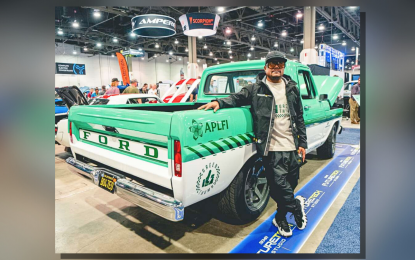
[98,173,117,193]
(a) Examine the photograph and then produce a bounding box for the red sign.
[116,52,130,85]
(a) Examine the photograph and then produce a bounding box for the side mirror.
[319,94,328,101]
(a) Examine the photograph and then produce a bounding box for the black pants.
[263,151,300,220]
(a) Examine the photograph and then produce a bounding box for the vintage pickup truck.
[64,60,343,223]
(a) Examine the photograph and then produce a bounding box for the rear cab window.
[204,70,263,95]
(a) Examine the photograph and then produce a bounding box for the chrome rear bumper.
[66,157,184,222]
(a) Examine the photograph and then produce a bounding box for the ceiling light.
[347,59,350,62]
[185,47,188,52]
[93,11,101,18]
[141,57,144,60]
[198,36,203,39]
[113,38,118,43]
[230,55,233,59]
[214,57,217,61]
[351,47,356,51]
[57,30,63,35]
[290,48,294,52]
[251,35,256,41]
[318,24,325,31]
[250,46,254,51]
[73,51,77,55]
[217,7,225,12]
[83,47,88,51]
[154,54,157,57]
[169,51,173,55]
[111,54,115,57]
[226,40,231,45]
[204,44,207,49]
[258,20,263,27]
[225,27,232,34]
[296,12,303,18]
[342,41,347,46]
[333,34,339,40]
[138,47,142,51]
[228,50,232,54]
[301,39,304,43]
[351,61,355,64]
[166,59,169,62]
[130,32,136,37]
[314,45,318,49]
[274,42,278,47]
[209,52,213,56]
[96,42,102,47]
[197,59,200,62]
[247,53,251,57]
[72,20,79,28]
[281,30,287,37]
[179,57,182,61]
[174,39,179,44]
[247,58,250,61]
[155,43,160,48]
[217,61,220,64]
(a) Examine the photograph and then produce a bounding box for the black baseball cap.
[111,78,119,82]
[265,51,287,64]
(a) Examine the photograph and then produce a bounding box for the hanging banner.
[122,48,145,57]
[179,13,220,37]
[116,52,130,85]
[55,63,86,75]
[131,14,176,38]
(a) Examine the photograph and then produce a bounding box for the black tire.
[64,146,72,153]
[317,124,337,159]
[215,155,270,224]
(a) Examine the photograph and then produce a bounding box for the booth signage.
[122,49,145,57]
[179,13,220,37]
[131,14,176,38]
[55,63,86,75]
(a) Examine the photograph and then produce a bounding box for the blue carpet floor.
[337,128,360,145]
[315,178,360,253]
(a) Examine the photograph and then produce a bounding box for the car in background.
[55,86,163,149]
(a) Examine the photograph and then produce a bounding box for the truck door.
[297,70,326,147]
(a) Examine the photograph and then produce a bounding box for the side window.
[297,70,315,99]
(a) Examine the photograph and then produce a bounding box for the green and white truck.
[64,60,344,223]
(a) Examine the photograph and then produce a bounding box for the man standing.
[199,51,308,237]
[349,77,361,124]
[105,78,120,95]
[123,79,139,94]
[148,84,158,96]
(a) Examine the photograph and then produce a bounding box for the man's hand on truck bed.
[198,101,220,112]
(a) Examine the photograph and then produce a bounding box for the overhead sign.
[55,63,86,75]
[116,52,130,85]
[131,14,176,38]
[179,13,220,37]
[122,49,145,57]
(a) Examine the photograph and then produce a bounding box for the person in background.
[123,79,139,94]
[208,79,218,93]
[349,77,361,124]
[99,85,106,95]
[140,83,148,94]
[148,84,158,96]
[105,78,120,95]
[87,88,94,98]
[91,87,99,98]
[190,76,200,102]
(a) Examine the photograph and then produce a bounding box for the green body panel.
[169,107,254,163]
[313,75,344,106]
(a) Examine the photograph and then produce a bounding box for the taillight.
[174,140,182,177]
[69,122,73,143]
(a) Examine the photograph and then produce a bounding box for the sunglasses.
[267,61,286,69]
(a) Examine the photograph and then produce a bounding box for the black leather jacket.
[215,73,307,156]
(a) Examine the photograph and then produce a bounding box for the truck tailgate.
[68,105,174,189]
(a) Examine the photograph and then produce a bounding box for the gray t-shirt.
[266,79,296,151]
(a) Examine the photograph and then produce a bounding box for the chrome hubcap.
[244,158,270,211]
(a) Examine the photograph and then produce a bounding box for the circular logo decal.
[196,162,220,195]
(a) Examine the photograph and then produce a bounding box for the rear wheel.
[215,155,270,224]
[317,124,337,159]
